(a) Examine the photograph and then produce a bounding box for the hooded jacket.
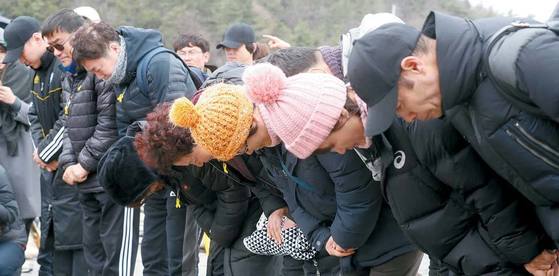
[113,27,197,136]
[428,11,559,246]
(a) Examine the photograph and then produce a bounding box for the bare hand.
[65,164,88,183]
[283,217,297,229]
[267,207,287,245]
[63,167,77,185]
[325,236,355,257]
[525,250,557,275]
[32,149,48,169]
[263,35,291,50]
[0,85,16,105]
[44,160,59,172]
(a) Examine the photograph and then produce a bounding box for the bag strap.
[275,147,315,191]
[136,47,203,96]
[483,22,552,117]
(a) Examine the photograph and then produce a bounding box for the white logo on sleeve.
[393,151,406,169]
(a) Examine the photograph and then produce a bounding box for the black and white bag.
[243,214,317,261]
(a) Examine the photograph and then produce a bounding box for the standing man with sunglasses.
[2,16,67,275]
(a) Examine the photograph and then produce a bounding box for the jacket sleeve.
[27,101,43,148]
[316,152,382,250]
[147,53,197,104]
[517,34,559,122]
[467,177,543,264]
[249,182,287,217]
[57,120,78,171]
[410,120,544,264]
[9,97,30,126]
[291,204,331,254]
[191,203,214,235]
[209,180,251,247]
[36,90,66,163]
[78,80,118,172]
[0,167,19,226]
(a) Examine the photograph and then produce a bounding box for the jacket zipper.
[505,122,559,170]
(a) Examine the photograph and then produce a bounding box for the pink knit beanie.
[243,63,347,159]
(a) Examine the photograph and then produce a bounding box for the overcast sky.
[469,0,558,21]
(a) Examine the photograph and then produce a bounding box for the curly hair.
[134,103,195,176]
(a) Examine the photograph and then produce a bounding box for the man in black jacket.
[71,21,198,275]
[42,9,139,275]
[348,12,559,274]
[3,15,66,275]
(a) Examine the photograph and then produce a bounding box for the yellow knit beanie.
[169,83,254,161]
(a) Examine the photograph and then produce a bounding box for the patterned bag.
[243,213,317,261]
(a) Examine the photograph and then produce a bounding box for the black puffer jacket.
[266,146,414,270]
[0,165,26,247]
[427,11,559,246]
[378,118,547,275]
[170,163,252,248]
[58,68,118,192]
[114,27,197,136]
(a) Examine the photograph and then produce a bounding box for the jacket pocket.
[505,120,559,170]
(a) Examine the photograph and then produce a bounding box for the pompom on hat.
[169,83,254,161]
[243,63,347,159]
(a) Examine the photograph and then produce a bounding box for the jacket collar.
[429,12,484,115]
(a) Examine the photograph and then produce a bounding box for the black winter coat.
[427,11,559,246]
[59,69,118,192]
[379,118,547,275]
[267,146,414,270]
[113,27,197,136]
[170,163,252,248]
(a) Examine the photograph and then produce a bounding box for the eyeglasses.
[46,35,72,53]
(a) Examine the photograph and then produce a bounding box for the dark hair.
[266,47,319,77]
[252,42,269,61]
[244,42,256,55]
[134,103,195,176]
[412,34,430,56]
[332,93,361,131]
[41,9,86,38]
[71,22,119,65]
[173,33,210,53]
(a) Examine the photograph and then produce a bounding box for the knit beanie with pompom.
[169,83,254,161]
[243,63,347,159]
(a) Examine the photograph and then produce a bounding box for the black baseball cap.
[3,16,40,64]
[216,23,255,49]
[348,23,421,136]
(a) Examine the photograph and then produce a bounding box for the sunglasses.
[46,35,72,53]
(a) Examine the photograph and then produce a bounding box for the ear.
[203,52,210,63]
[400,56,424,73]
[32,33,44,44]
[108,41,120,53]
